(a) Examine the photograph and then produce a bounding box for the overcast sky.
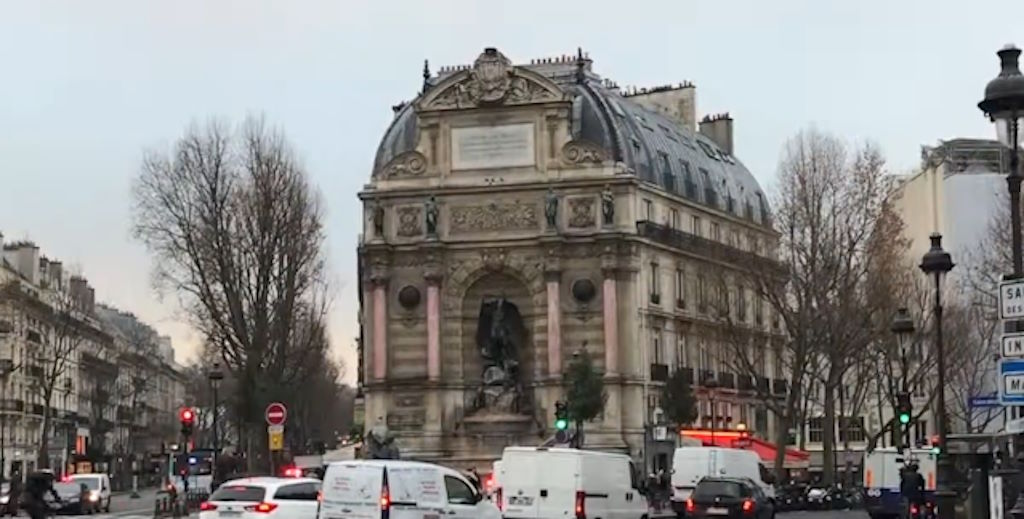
[1,0,1021,384]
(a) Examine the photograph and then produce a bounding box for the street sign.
[268,424,284,434]
[999,359,1024,404]
[1001,279,1024,320]
[265,402,287,426]
[969,395,1001,408]
[269,430,284,451]
[1004,332,1024,358]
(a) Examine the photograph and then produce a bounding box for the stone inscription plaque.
[451,123,535,171]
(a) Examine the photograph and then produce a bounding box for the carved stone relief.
[568,197,596,228]
[394,394,425,408]
[396,206,423,237]
[442,250,546,313]
[381,151,428,178]
[561,140,608,165]
[419,48,566,111]
[449,202,539,234]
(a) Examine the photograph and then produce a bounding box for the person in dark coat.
[22,472,60,519]
[7,471,21,517]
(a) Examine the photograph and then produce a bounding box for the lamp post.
[706,377,720,445]
[919,233,954,519]
[0,359,12,481]
[979,44,1024,278]
[891,307,915,452]
[208,363,223,484]
[61,379,72,479]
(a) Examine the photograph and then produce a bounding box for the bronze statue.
[365,424,400,460]
[544,188,559,230]
[425,196,439,236]
[475,298,524,413]
[601,185,614,225]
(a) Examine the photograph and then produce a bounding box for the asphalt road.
[780,510,870,518]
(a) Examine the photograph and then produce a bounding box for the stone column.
[371,275,388,381]
[603,266,619,376]
[425,271,442,382]
[546,270,562,377]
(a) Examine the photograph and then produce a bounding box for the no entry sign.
[265,402,288,426]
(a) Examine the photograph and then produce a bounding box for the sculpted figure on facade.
[544,188,559,231]
[602,185,615,226]
[474,298,525,414]
[425,196,439,237]
[371,201,385,238]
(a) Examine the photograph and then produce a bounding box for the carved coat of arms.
[467,48,513,104]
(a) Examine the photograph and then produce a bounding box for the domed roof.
[374,53,771,226]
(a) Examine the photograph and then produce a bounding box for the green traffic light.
[555,418,568,430]
[899,414,910,425]
[930,446,940,455]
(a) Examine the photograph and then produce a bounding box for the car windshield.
[53,483,80,496]
[70,477,99,490]
[209,485,266,502]
[695,480,744,498]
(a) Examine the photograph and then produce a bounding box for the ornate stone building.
[359,48,784,470]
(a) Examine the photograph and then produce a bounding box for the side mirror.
[474,492,484,503]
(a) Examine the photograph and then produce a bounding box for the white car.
[69,473,112,513]
[319,459,501,519]
[199,477,321,519]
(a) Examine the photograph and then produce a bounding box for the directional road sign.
[1004,332,1024,358]
[999,359,1024,405]
[1001,279,1024,320]
[969,395,1001,408]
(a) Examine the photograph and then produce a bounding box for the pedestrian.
[22,471,60,519]
[7,470,21,517]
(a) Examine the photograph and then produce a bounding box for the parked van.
[670,447,773,515]
[497,447,648,519]
[318,460,501,519]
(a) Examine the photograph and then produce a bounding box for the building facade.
[0,234,186,477]
[358,48,785,471]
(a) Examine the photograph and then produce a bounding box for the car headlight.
[89,492,100,502]
[0,495,9,504]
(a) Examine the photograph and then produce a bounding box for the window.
[773,346,784,379]
[444,475,478,505]
[675,267,686,308]
[649,262,660,304]
[698,342,709,372]
[644,199,654,221]
[915,420,929,446]
[731,231,742,249]
[670,209,680,229]
[676,336,689,367]
[839,417,866,443]
[211,486,266,502]
[736,285,747,321]
[697,275,706,310]
[754,294,764,325]
[691,215,702,236]
[807,416,825,443]
[274,482,320,501]
[711,222,721,241]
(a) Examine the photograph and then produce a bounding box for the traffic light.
[554,401,569,431]
[930,435,941,455]
[179,407,195,437]
[896,392,912,425]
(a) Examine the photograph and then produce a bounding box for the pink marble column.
[372,281,388,381]
[603,273,619,375]
[546,274,562,377]
[426,278,441,381]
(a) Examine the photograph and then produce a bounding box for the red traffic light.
[179,407,195,424]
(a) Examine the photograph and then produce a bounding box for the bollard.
[153,497,160,519]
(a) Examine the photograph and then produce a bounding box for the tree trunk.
[38,411,52,469]
[822,383,835,486]
[772,410,788,484]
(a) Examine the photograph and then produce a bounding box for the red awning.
[679,429,810,469]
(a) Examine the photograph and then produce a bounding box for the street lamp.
[891,307,915,451]
[208,363,223,484]
[979,44,1024,278]
[705,377,720,445]
[919,232,954,519]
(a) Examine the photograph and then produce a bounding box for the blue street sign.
[969,395,1001,408]
[999,359,1024,405]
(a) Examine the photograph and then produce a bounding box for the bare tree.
[131,117,330,464]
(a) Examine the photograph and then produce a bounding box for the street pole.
[901,341,911,452]
[1009,115,1022,278]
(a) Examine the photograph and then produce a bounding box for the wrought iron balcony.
[650,363,669,382]
[636,221,784,274]
[772,378,788,395]
[718,372,735,389]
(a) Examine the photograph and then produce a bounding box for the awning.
[679,429,811,469]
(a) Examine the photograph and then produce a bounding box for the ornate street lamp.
[705,377,720,445]
[919,233,954,519]
[208,362,224,484]
[979,44,1024,278]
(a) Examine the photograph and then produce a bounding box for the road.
[780,511,869,518]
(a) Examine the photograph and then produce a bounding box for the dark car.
[685,477,775,519]
[49,482,99,515]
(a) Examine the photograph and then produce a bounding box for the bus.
[167,448,215,495]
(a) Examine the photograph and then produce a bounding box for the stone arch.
[459,272,539,388]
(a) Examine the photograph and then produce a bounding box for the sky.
[1,0,1022,384]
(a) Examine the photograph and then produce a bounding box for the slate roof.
[374,58,771,226]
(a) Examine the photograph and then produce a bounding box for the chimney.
[49,261,63,290]
[622,82,697,131]
[699,113,734,155]
[7,242,41,285]
[69,276,89,312]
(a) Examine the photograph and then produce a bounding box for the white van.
[497,447,648,519]
[68,473,111,513]
[318,460,501,519]
[670,447,772,513]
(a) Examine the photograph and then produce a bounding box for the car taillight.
[381,483,391,519]
[742,499,754,513]
[495,488,503,511]
[575,491,586,519]
[316,491,322,502]
[910,504,919,515]
[199,502,217,512]
[686,498,695,513]
[244,503,278,513]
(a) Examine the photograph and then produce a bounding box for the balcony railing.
[677,367,695,385]
[28,366,44,379]
[772,378,788,395]
[30,404,44,416]
[650,363,669,382]
[737,375,754,391]
[699,370,717,385]
[636,221,784,274]
[718,372,735,389]
[0,399,23,412]
[756,376,770,393]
